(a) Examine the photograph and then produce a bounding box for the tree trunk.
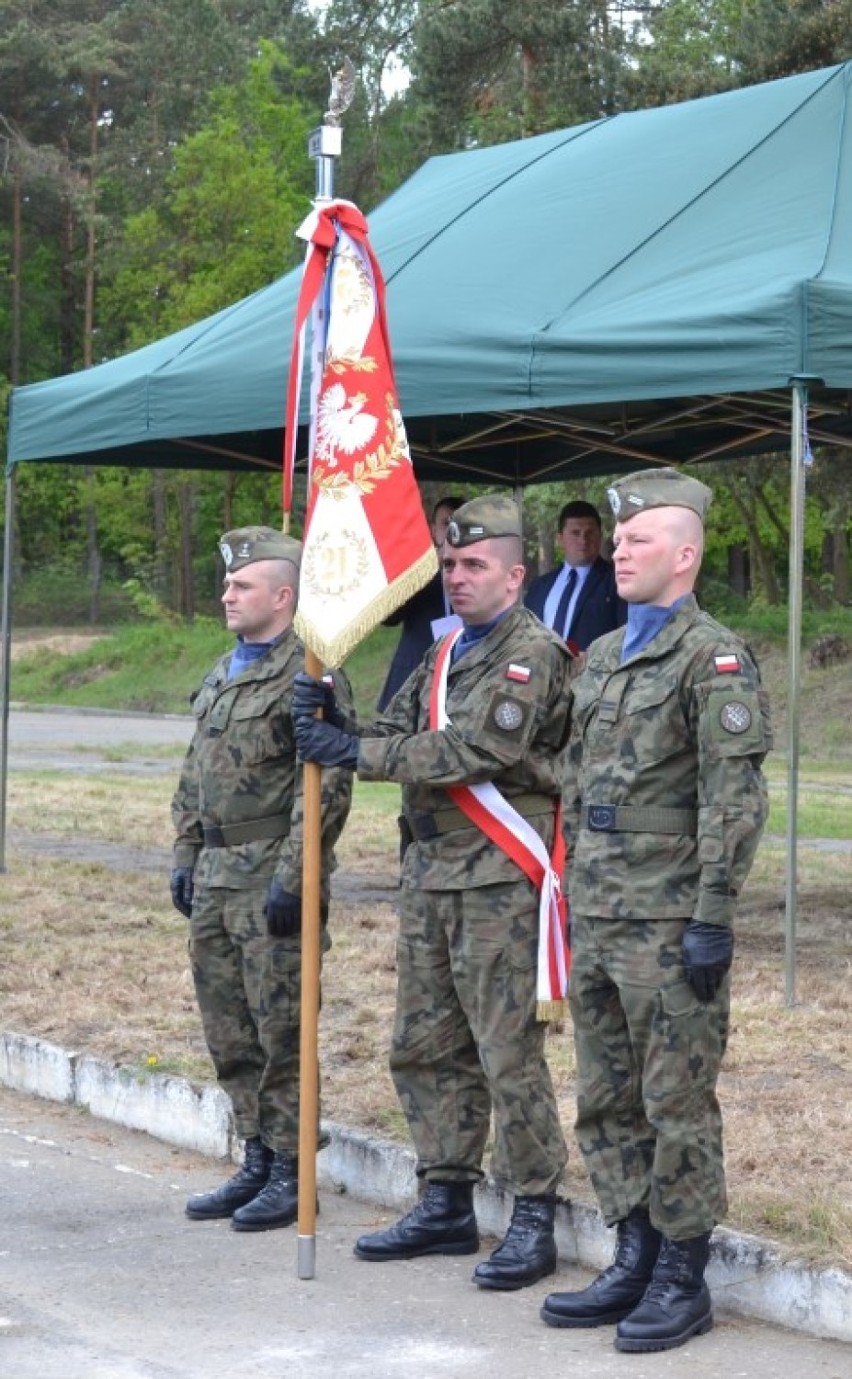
[729,486,781,603]
[831,525,850,605]
[10,165,23,384]
[727,543,750,598]
[82,76,99,370]
[178,481,196,623]
[85,467,102,624]
[59,136,75,374]
[152,472,170,605]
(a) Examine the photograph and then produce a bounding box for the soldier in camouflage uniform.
[292,495,572,1291]
[171,527,352,1233]
[541,470,771,1352]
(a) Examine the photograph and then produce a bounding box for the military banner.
[284,199,436,667]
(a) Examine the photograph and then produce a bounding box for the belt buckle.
[587,805,616,832]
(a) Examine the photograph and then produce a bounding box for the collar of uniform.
[447,602,525,668]
[224,624,297,682]
[616,593,699,665]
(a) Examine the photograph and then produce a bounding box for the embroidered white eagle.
[315,383,379,465]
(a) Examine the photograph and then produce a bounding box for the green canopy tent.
[7,61,852,481]
[6,60,852,997]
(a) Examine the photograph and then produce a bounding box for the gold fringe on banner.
[294,545,438,669]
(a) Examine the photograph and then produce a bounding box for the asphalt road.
[5,705,193,774]
[2,1088,849,1379]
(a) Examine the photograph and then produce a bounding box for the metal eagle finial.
[325,57,356,126]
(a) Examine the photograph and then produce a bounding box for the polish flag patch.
[714,654,741,674]
[506,663,531,683]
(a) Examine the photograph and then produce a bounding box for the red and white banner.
[284,199,436,667]
[430,629,571,1021]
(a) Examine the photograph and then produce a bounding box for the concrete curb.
[1,1029,849,1345]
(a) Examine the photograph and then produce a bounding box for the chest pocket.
[192,677,226,725]
[228,687,289,766]
[600,671,687,768]
[621,672,681,720]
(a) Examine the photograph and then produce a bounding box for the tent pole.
[0,467,16,874]
[784,384,807,1007]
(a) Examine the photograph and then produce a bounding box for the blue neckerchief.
[621,595,689,662]
[452,609,509,660]
[227,634,277,681]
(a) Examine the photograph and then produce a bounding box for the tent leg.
[784,385,807,1007]
[0,468,16,874]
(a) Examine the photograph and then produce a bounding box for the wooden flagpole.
[295,65,354,1281]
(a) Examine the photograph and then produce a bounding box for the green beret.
[607,468,713,522]
[446,494,521,548]
[219,526,302,571]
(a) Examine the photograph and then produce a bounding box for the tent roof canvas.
[8,61,852,483]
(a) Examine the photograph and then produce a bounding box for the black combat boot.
[185,1137,273,1220]
[354,1182,479,1261]
[230,1151,301,1232]
[473,1195,558,1291]
[614,1232,713,1352]
[540,1208,662,1327]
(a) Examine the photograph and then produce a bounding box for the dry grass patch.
[7,772,173,848]
[1,776,850,1269]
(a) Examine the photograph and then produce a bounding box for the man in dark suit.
[525,500,626,652]
[377,495,466,710]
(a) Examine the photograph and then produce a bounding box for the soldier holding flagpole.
[284,71,439,1279]
[292,494,573,1292]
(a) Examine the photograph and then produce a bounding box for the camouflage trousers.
[569,914,730,1239]
[188,879,328,1153]
[390,878,568,1197]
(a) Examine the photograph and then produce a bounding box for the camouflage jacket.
[563,594,771,925]
[357,605,573,890]
[171,628,353,894]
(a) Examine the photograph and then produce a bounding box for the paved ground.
[2,1088,849,1379]
[4,704,193,775]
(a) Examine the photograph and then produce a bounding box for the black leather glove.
[170,866,194,918]
[294,715,360,769]
[682,921,734,1002]
[264,880,302,938]
[292,671,347,729]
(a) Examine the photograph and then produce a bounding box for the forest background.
[2,0,852,627]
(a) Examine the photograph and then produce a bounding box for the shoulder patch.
[719,700,752,734]
[506,664,531,683]
[493,699,525,731]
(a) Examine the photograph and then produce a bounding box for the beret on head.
[445,494,522,548]
[607,468,713,522]
[219,526,303,571]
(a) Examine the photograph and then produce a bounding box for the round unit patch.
[719,700,752,734]
[493,699,524,731]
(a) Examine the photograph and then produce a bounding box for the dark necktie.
[552,567,578,639]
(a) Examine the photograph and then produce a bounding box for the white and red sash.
[429,629,570,1020]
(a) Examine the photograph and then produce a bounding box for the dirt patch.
[10,631,106,661]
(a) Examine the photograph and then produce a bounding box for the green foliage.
[3,0,852,625]
[101,41,315,343]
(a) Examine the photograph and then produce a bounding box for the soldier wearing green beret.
[292,493,573,1291]
[171,526,353,1232]
[542,470,772,1351]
